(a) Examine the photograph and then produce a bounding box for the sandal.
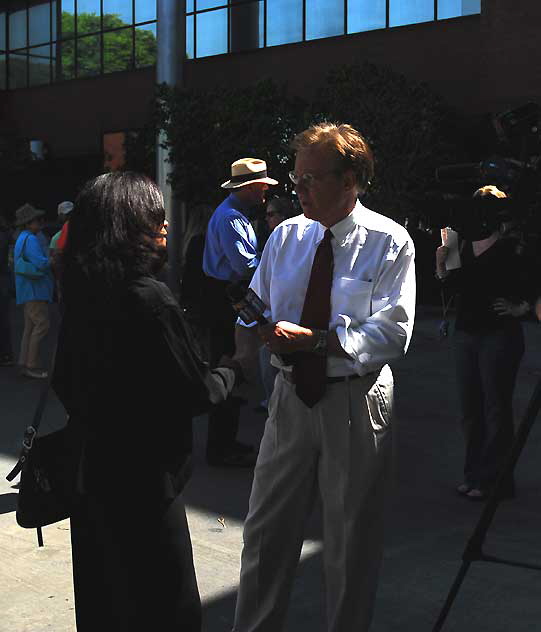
[466,488,488,501]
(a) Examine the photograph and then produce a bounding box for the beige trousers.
[233,366,394,632]
[19,301,49,369]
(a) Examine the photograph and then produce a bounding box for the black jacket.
[53,275,235,503]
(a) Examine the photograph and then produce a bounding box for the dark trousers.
[453,324,524,490]
[70,493,201,631]
[206,279,242,461]
[0,275,12,357]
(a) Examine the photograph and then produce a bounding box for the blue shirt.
[14,230,54,305]
[203,194,259,282]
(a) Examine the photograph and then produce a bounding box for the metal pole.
[157,0,186,295]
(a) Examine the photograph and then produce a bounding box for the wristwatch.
[312,329,328,356]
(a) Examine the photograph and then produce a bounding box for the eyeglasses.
[288,170,340,189]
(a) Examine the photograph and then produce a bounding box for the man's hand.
[258,321,314,354]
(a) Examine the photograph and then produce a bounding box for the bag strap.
[18,233,31,264]
[6,337,59,483]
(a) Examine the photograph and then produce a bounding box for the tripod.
[432,377,541,631]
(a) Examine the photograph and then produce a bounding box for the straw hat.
[57,200,74,216]
[221,158,278,189]
[14,203,45,227]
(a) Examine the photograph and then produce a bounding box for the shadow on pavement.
[0,492,18,515]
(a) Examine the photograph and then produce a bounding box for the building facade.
[0,1,540,187]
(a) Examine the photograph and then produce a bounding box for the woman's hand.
[493,298,530,318]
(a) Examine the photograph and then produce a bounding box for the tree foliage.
[60,12,156,79]
[126,60,466,218]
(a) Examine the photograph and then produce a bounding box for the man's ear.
[343,170,357,192]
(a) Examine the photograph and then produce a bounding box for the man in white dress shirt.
[233,123,416,632]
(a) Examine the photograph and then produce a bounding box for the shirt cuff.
[335,314,374,376]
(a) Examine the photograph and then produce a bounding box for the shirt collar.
[320,200,367,247]
[228,192,251,213]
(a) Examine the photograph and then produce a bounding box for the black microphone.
[227,283,294,366]
[227,283,269,325]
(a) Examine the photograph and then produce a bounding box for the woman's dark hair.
[63,172,166,292]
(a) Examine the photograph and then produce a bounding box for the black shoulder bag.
[6,343,82,547]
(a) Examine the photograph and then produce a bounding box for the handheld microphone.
[227,283,268,325]
[227,283,294,366]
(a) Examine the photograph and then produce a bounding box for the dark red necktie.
[293,229,334,407]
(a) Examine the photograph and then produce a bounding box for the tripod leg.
[433,379,541,630]
[432,561,471,632]
[37,526,44,548]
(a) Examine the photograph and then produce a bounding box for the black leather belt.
[282,371,372,385]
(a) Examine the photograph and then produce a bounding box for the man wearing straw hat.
[203,158,278,467]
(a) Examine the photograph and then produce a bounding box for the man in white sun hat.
[203,158,278,467]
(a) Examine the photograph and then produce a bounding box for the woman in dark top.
[436,186,531,501]
[52,172,240,631]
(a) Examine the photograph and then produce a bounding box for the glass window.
[186,14,195,58]
[267,0,303,47]
[59,0,75,39]
[0,12,6,51]
[196,0,224,9]
[51,1,57,40]
[135,0,157,24]
[229,1,262,51]
[196,8,227,57]
[77,33,101,76]
[77,0,101,34]
[104,28,133,72]
[390,0,434,27]
[9,9,27,50]
[348,0,386,33]
[186,0,195,13]
[57,37,75,79]
[0,54,6,89]
[438,0,480,19]
[29,3,51,46]
[29,44,51,85]
[9,51,28,88]
[135,23,157,68]
[306,0,344,41]
[103,0,133,26]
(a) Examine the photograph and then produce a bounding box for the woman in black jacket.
[53,172,240,631]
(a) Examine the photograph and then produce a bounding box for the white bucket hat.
[57,200,74,216]
[221,158,278,189]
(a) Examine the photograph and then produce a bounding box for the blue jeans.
[453,324,524,490]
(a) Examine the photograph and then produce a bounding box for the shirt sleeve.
[237,229,275,327]
[220,215,260,279]
[24,234,50,271]
[335,235,416,375]
[158,302,236,413]
[56,222,69,251]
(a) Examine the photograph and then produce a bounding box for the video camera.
[427,103,541,235]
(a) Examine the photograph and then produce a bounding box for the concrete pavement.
[1,304,541,631]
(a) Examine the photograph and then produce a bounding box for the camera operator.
[436,185,531,501]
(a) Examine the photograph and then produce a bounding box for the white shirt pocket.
[333,277,373,323]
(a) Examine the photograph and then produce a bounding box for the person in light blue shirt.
[13,203,54,379]
[202,158,278,467]
[203,194,260,282]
